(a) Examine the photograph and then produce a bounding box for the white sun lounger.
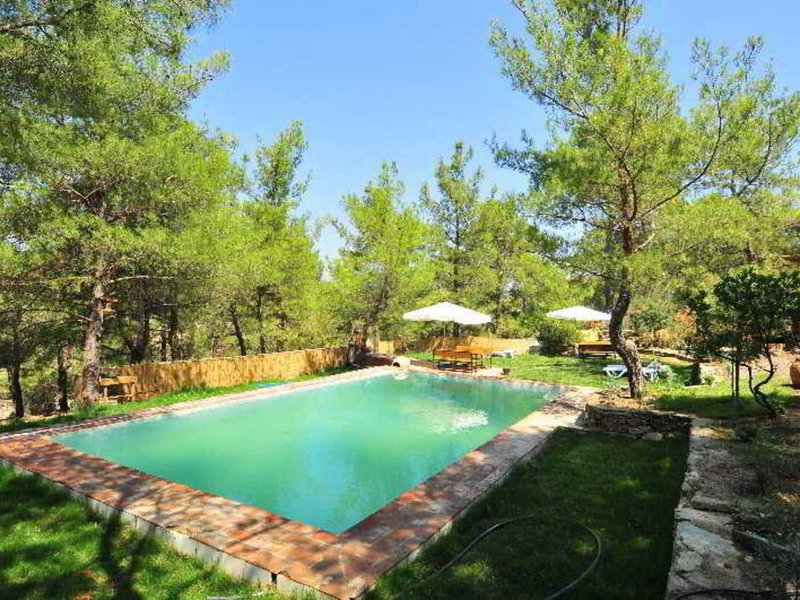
[491,349,519,358]
[604,361,664,381]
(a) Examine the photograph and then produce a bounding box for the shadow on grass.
[0,465,262,600]
[656,385,800,419]
[367,428,689,600]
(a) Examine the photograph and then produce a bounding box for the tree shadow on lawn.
[368,429,688,600]
[0,466,260,600]
[656,385,800,419]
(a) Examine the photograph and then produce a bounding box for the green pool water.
[56,372,560,533]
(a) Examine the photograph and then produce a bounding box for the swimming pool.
[56,371,560,533]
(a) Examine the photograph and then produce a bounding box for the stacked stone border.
[577,404,691,439]
[576,404,763,598]
[664,417,766,597]
[0,366,590,599]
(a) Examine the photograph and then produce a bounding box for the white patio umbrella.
[546,305,611,322]
[403,302,492,325]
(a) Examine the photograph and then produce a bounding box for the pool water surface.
[56,371,559,533]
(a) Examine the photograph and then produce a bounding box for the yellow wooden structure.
[98,375,138,403]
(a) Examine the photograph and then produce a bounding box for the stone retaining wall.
[664,418,768,596]
[578,404,691,438]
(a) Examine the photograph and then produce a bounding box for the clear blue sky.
[189,0,800,259]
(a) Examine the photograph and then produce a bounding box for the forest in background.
[1,0,798,414]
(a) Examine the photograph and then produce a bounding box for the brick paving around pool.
[0,366,592,599]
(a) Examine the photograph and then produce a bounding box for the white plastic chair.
[604,361,664,381]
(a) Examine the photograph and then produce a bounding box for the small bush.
[537,320,580,355]
[26,381,58,416]
[631,299,674,347]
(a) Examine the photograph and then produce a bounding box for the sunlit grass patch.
[367,428,688,600]
[0,466,272,600]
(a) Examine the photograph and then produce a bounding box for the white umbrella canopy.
[546,305,611,322]
[403,302,492,325]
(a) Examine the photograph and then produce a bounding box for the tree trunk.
[159,327,168,362]
[609,213,645,398]
[167,307,180,360]
[229,303,247,356]
[7,364,23,418]
[750,345,779,417]
[57,345,72,412]
[81,276,106,406]
[601,226,616,311]
[733,346,742,408]
[255,290,267,354]
[609,265,645,399]
[129,309,150,364]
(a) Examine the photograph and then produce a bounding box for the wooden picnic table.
[430,346,499,371]
[99,375,138,404]
[432,349,477,371]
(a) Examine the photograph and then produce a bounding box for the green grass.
[404,351,614,387]
[367,428,688,600]
[406,350,799,420]
[404,351,692,389]
[0,366,353,436]
[0,465,278,600]
[654,379,799,419]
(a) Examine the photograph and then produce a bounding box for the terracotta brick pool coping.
[0,366,588,599]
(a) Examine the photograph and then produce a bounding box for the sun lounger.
[491,348,519,358]
[603,361,666,381]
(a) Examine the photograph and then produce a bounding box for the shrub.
[536,319,580,355]
[631,299,673,347]
[26,380,58,416]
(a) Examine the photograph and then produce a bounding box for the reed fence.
[115,346,349,399]
[375,336,535,355]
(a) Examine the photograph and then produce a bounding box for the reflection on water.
[56,372,558,533]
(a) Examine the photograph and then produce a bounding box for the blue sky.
[189,0,800,258]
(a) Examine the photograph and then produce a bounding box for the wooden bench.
[433,349,480,371]
[456,345,496,368]
[577,341,615,357]
[99,375,138,404]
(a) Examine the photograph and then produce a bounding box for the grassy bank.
[405,350,799,419]
[654,379,799,419]
[368,428,688,600]
[404,350,693,389]
[0,366,353,436]
[0,465,272,600]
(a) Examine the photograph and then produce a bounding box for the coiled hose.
[672,590,799,599]
[389,515,602,600]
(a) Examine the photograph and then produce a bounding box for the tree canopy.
[490,0,800,397]
[1,0,797,416]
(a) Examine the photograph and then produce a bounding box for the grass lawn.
[405,350,799,419]
[404,350,692,389]
[0,465,273,600]
[0,366,353,436]
[0,363,695,599]
[367,428,688,600]
[654,379,799,419]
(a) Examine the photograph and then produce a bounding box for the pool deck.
[0,366,594,599]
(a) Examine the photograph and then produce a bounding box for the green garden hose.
[389,515,602,600]
[672,590,799,599]
[209,515,602,600]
